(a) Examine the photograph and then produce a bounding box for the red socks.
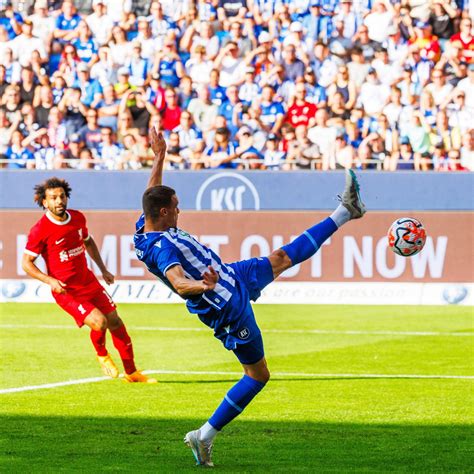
[90,330,108,357]
[110,324,136,375]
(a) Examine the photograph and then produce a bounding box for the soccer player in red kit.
[21,177,156,384]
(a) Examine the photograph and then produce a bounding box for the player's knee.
[106,312,122,330]
[261,367,270,384]
[89,315,107,332]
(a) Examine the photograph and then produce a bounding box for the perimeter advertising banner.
[0,211,472,305]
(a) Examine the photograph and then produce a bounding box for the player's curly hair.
[34,177,72,209]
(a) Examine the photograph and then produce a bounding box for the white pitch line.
[1,370,473,394]
[0,324,472,337]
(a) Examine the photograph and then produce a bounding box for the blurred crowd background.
[0,0,472,171]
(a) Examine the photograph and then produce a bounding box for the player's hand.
[202,266,218,291]
[49,278,67,294]
[150,127,167,159]
[102,270,115,285]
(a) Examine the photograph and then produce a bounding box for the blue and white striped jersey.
[134,214,237,315]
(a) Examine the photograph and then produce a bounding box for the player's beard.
[49,204,67,218]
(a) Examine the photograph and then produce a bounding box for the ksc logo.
[2,281,26,299]
[238,327,250,340]
[196,172,260,211]
[442,286,468,305]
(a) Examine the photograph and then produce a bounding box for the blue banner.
[1,170,473,211]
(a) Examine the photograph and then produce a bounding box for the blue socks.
[208,375,266,431]
[281,217,338,265]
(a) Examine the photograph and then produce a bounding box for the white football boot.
[339,169,366,219]
[184,429,214,467]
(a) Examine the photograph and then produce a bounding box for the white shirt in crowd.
[9,34,47,66]
[358,81,390,116]
[364,11,393,43]
[28,13,55,47]
[218,57,245,87]
[86,12,114,46]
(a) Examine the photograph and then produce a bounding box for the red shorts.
[53,280,116,327]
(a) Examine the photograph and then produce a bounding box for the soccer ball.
[387,217,426,257]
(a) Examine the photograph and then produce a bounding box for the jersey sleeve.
[151,241,181,276]
[135,213,145,231]
[75,211,90,241]
[24,223,45,258]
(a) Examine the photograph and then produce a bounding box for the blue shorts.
[219,257,273,364]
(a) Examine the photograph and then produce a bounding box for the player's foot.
[123,370,157,384]
[184,429,214,467]
[97,354,119,378]
[339,169,366,219]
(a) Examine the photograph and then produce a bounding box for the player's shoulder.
[68,209,86,221]
[28,213,48,235]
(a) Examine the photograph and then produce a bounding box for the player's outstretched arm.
[21,253,67,294]
[166,265,218,297]
[146,127,167,190]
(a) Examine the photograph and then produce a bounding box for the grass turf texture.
[0,303,472,472]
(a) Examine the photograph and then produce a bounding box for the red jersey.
[25,209,97,290]
[286,102,317,128]
[162,105,182,130]
[450,33,474,64]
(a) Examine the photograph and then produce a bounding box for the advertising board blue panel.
[1,170,473,211]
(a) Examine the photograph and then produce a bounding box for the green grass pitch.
[1,303,473,472]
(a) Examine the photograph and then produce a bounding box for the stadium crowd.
[0,0,473,171]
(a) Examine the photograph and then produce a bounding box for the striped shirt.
[134,215,236,314]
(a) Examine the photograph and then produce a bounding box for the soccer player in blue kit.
[134,129,366,467]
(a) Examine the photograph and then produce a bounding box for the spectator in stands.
[162,87,182,131]
[34,85,54,128]
[286,82,317,129]
[449,17,473,64]
[6,130,34,169]
[2,85,22,122]
[213,42,245,87]
[0,0,471,173]
[308,108,337,170]
[327,65,357,109]
[460,129,474,171]
[388,136,416,171]
[364,0,394,44]
[281,43,306,82]
[54,0,81,44]
[109,26,132,67]
[202,126,238,169]
[72,20,98,65]
[45,106,67,148]
[358,68,390,117]
[185,45,213,87]
[187,85,218,135]
[10,19,47,67]
[90,46,115,88]
[334,131,356,169]
[263,133,286,170]
[73,62,102,107]
[18,66,38,105]
[153,38,184,88]
[86,0,114,47]
[0,109,20,161]
[259,85,285,135]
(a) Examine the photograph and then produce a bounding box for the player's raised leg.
[269,169,366,279]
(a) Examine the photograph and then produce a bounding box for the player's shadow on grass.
[1,415,471,472]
